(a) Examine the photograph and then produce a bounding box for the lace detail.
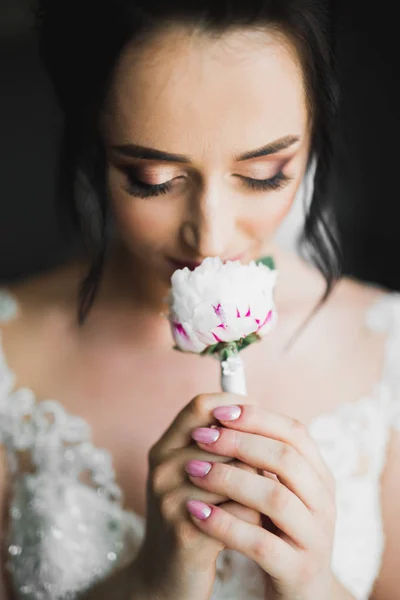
[1,287,400,599]
[0,290,143,598]
[308,392,392,599]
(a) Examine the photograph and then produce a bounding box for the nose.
[180,184,236,258]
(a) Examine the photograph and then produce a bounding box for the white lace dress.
[0,288,400,600]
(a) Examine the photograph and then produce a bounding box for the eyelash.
[124,171,291,199]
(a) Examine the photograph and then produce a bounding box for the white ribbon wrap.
[220,354,247,396]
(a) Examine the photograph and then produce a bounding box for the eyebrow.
[112,134,300,163]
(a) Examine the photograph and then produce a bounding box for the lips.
[167,258,202,271]
[167,255,244,271]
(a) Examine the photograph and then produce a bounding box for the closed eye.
[123,170,291,199]
[235,171,292,192]
[124,173,176,198]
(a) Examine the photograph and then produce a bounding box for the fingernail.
[185,460,213,477]
[213,405,242,421]
[191,427,220,444]
[187,500,212,520]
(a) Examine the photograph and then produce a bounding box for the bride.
[0,0,398,598]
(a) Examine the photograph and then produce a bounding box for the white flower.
[168,257,277,354]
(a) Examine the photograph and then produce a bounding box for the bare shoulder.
[308,275,391,381]
[3,260,86,327]
[0,261,87,391]
[279,267,392,367]
[326,275,390,323]
[272,250,390,338]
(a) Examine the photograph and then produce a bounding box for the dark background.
[1,0,399,287]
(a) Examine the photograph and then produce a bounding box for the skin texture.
[0,25,399,600]
[101,26,311,307]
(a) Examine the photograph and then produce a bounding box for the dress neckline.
[0,286,397,522]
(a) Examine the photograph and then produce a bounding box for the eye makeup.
[122,167,292,199]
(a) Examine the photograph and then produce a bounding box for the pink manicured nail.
[213,405,242,421]
[191,427,220,443]
[185,460,212,477]
[187,500,212,520]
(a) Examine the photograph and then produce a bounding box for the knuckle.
[159,489,182,520]
[150,463,170,495]
[289,418,308,440]
[278,443,295,468]
[269,483,290,512]
[175,519,200,549]
[190,394,212,418]
[251,535,270,563]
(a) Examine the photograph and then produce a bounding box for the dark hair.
[35,0,341,324]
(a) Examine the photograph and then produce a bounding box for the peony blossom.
[168,257,277,354]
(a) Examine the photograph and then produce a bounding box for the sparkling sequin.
[107,552,117,562]
[11,506,21,520]
[20,585,32,595]
[8,545,22,556]
[51,527,63,540]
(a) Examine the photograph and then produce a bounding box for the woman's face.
[102,26,311,282]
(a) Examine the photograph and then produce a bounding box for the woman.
[0,0,399,598]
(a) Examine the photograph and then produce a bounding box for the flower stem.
[219,344,247,396]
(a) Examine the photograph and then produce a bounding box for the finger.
[158,474,261,522]
[191,427,331,513]
[212,404,334,491]
[219,501,261,526]
[152,458,254,517]
[150,393,251,460]
[187,461,315,548]
[186,502,297,578]
[151,446,245,494]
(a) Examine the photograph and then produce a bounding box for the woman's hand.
[185,394,337,600]
[134,393,261,600]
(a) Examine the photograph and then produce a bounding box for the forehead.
[105,26,309,156]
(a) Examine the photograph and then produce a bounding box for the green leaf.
[255,255,276,270]
[201,342,221,356]
[218,342,239,361]
[237,332,261,352]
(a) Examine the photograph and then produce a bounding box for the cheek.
[110,186,176,254]
[243,188,296,239]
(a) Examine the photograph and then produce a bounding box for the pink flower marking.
[212,332,223,343]
[236,308,241,318]
[173,322,189,339]
[213,303,222,316]
[245,307,251,317]
[256,310,272,332]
